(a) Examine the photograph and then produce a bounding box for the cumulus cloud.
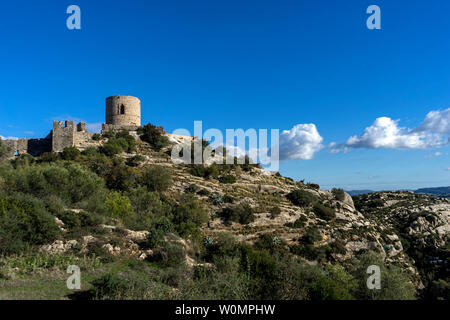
[415,108,450,134]
[0,135,18,140]
[278,124,324,160]
[215,123,324,163]
[331,109,450,152]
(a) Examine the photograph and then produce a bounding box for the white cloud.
[0,135,18,140]
[425,151,442,159]
[416,108,450,134]
[278,124,324,160]
[331,110,450,152]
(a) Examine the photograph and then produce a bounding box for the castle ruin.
[2,95,142,157]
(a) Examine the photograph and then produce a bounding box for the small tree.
[104,191,133,219]
[286,189,317,207]
[138,123,169,151]
[0,139,11,161]
[62,146,81,160]
[141,166,173,192]
[332,188,346,201]
[313,203,336,221]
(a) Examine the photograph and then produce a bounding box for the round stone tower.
[105,95,141,127]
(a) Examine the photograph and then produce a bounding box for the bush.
[126,154,145,167]
[350,251,417,300]
[300,227,322,244]
[141,166,172,192]
[0,193,60,255]
[185,184,200,194]
[150,241,186,268]
[92,133,101,141]
[331,188,346,201]
[306,183,320,190]
[62,146,81,160]
[101,139,124,156]
[40,152,60,162]
[145,218,174,248]
[1,162,106,206]
[286,189,317,207]
[221,204,255,225]
[104,191,133,220]
[138,123,169,151]
[115,131,136,153]
[285,215,307,228]
[269,206,282,219]
[189,164,219,179]
[104,164,139,191]
[0,139,10,161]
[312,203,336,221]
[11,154,35,168]
[219,175,236,184]
[172,198,208,237]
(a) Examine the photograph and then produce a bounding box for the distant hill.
[346,190,374,196]
[414,186,450,198]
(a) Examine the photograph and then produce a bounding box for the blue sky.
[0,0,449,190]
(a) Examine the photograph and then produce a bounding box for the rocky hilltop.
[0,126,448,300]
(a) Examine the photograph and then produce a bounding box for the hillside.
[0,127,448,300]
[415,186,450,198]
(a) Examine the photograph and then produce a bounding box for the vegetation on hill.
[0,132,446,300]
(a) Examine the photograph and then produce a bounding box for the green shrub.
[126,154,145,167]
[141,166,172,192]
[104,164,139,191]
[104,191,133,220]
[312,203,336,221]
[92,133,101,141]
[189,164,219,179]
[219,175,236,184]
[172,197,208,237]
[286,189,317,207]
[331,188,346,201]
[197,189,210,196]
[62,146,81,160]
[145,218,174,248]
[138,123,169,151]
[0,139,10,161]
[89,273,152,300]
[11,154,35,168]
[1,162,106,206]
[285,215,307,228]
[185,184,200,194]
[350,251,417,300]
[300,227,322,244]
[115,131,137,153]
[101,139,124,156]
[40,152,60,162]
[0,193,60,255]
[306,183,320,190]
[269,206,282,219]
[221,204,255,225]
[150,241,186,268]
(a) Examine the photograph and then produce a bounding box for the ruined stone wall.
[52,120,94,152]
[105,95,141,127]
[2,138,51,157]
[52,120,75,152]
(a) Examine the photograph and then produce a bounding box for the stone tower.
[105,95,141,127]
